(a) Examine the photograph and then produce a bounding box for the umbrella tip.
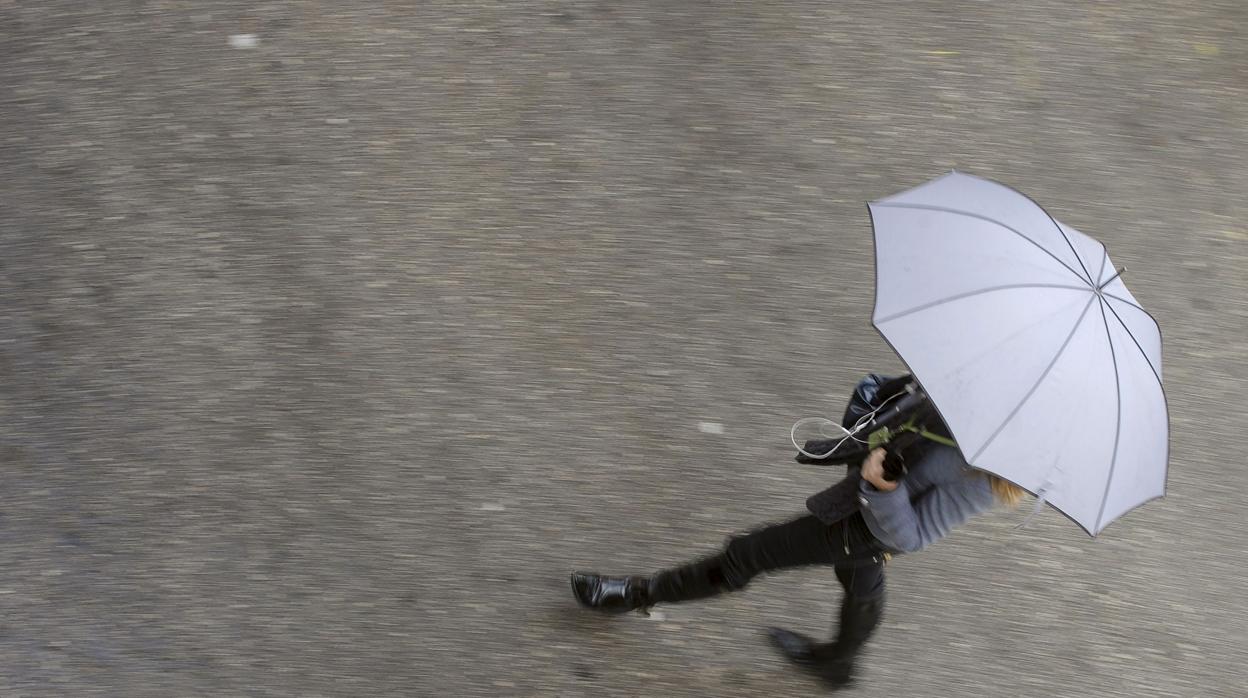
[1098,266,1126,290]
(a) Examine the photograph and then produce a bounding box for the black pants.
[649,513,888,604]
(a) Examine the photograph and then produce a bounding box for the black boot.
[815,594,885,687]
[570,573,651,614]
[768,594,884,690]
[766,626,818,662]
[571,554,737,614]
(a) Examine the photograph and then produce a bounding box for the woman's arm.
[857,447,996,553]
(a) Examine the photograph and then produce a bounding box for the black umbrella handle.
[880,430,925,481]
[870,389,929,433]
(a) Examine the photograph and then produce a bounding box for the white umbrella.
[867,172,1168,535]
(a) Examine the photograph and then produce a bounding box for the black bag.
[840,373,913,431]
[795,374,915,465]
[795,373,952,469]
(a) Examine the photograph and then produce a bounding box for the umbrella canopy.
[867,172,1168,536]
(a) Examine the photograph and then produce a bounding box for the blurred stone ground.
[1,1,1245,696]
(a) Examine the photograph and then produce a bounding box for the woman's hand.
[861,448,899,492]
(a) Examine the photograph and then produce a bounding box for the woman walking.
[571,440,1025,690]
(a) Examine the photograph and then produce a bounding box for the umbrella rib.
[872,202,1092,285]
[1093,297,1125,534]
[981,174,1097,284]
[969,294,1099,463]
[1102,295,1163,387]
[1101,291,1146,313]
[875,283,1091,325]
[1022,196,1096,285]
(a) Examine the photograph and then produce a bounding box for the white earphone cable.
[789,388,908,461]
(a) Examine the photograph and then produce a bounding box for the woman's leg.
[572,515,846,612]
[769,516,888,689]
[650,514,846,602]
[833,558,886,599]
[823,562,886,672]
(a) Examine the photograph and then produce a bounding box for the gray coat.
[806,445,996,553]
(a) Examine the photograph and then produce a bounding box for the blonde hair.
[987,475,1027,507]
